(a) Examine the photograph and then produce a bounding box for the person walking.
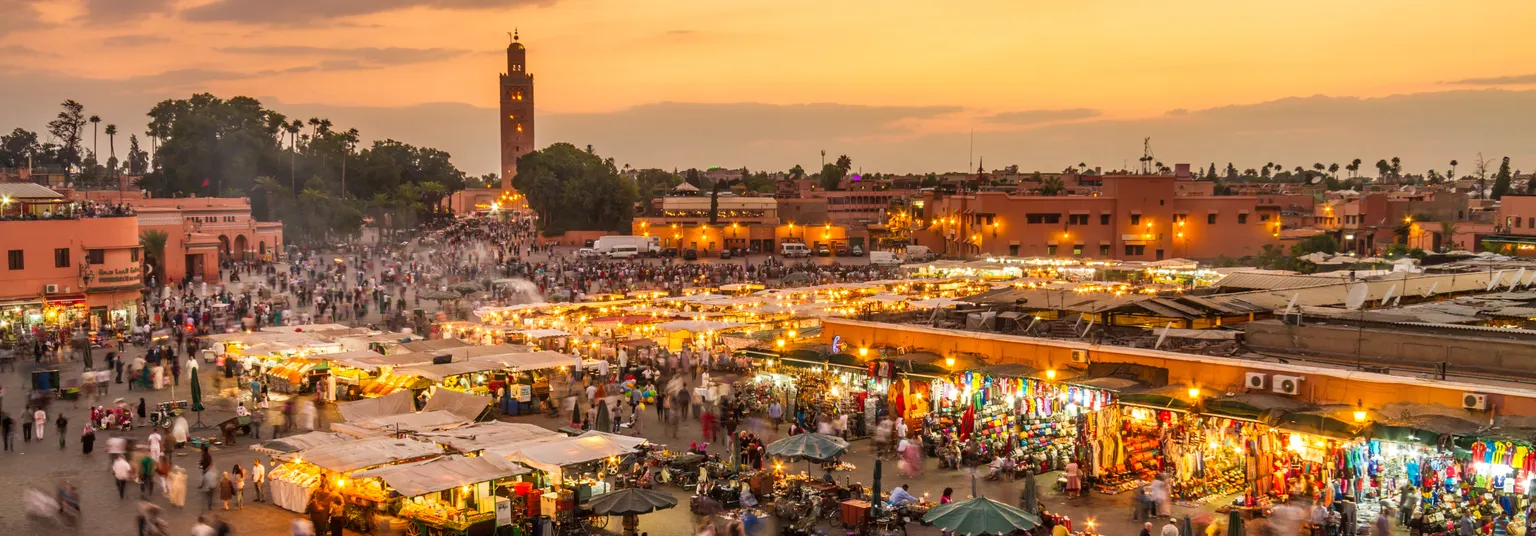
[139,450,156,498]
[1,411,13,451]
[219,471,235,510]
[200,466,219,511]
[328,492,346,536]
[252,458,267,503]
[33,406,45,441]
[81,423,96,454]
[231,463,246,510]
[113,454,134,498]
[55,412,67,450]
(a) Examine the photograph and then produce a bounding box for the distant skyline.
[2,0,1535,175]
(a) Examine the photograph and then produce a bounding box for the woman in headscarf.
[136,398,148,427]
[80,423,96,455]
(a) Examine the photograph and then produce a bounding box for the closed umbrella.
[1019,473,1039,515]
[923,496,1041,535]
[596,401,611,432]
[871,458,883,513]
[189,368,206,429]
[1227,509,1245,536]
[765,433,849,462]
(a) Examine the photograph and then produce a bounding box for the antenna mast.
[1139,137,1155,174]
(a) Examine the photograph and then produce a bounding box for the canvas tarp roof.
[340,351,442,371]
[250,431,353,456]
[1146,327,1240,341]
[511,329,571,339]
[300,436,443,473]
[653,320,743,333]
[577,431,649,450]
[417,422,564,453]
[396,360,507,382]
[499,351,581,372]
[422,389,493,422]
[338,390,415,423]
[398,339,470,353]
[333,410,469,437]
[320,350,387,369]
[354,455,530,497]
[493,434,640,474]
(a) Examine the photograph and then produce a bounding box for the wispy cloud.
[78,0,178,24]
[1444,73,1536,86]
[182,0,554,24]
[219,45,469,67]
[102,34,173,47]
[983,108,1101,125]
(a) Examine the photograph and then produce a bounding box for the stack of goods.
[269,463,323,488]
[1174,465,1244,504]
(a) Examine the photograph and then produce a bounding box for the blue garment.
[889,487,919,506]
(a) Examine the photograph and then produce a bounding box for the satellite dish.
[1345,283,1369,310]
[1423,281,1438,298]
[1310,176,1323,184]
[1512,268,1528,290]
[1487,270,1505,291]
[1381,283,1397,306]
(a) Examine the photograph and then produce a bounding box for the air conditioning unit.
[1070,349,1089,363]
[43,284,60,294]
[1244,372,1269,391]
[1272,374,1304,395]
[1463,393,1489,411]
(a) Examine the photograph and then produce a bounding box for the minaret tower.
[499,29,535,190]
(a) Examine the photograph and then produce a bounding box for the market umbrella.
[449,281,484,296]
[418,289,460,301]
[780,272,812,285]
[189,368,207,429]
[588,488,678,515]
[922,496,1041,535]
[764,433,849,462]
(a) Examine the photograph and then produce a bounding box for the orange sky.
[3,0,1535,173]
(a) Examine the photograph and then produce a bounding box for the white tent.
[299,436,443,473]
[654,320,744,333]
[416,422,563,453]
[492,434,640,481]
[354,455,529,497]
[337,390,415,423]
[498,351,581,372]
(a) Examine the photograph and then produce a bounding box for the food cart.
[491,433,648,534]
[353,455,533,536]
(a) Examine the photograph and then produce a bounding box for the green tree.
[139,229,168,284]
[818,163,845,191]
[126,135,149,175]
[0,128,40,168]
[1493,157,1513,198]
[1439,221,1460,252]
[834,154,852,173]
[1375,159,1391,179]
[1292,234,1339,256]
[512,142,638,235]
[46,100,87,177]
[1328,163,1340,178]
[788,164,806,181]
[635,168,681,199]
[920,173,940,188]
[1038,176,1065,196]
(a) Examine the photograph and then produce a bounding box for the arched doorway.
[218,235,231,260]
[234,235,249,261]
[259,241,267,256]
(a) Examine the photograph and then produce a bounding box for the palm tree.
[104,124,118,171]
[285,120,303,189]
[340,127,359,198]
[88,114,101,161]
[1038,176,1065,196]
[1449,159,1459,180]
[1439,221,1459,252]
[139,229,169,284]
[1328,163,1340,179]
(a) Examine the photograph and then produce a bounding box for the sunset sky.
[2,0,1534,175]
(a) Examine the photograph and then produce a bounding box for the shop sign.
[93,266,143,285]
[495,497,511,526]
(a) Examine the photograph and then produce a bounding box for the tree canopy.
[512,142,637,235]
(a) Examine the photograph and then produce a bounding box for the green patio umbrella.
[765,433,849,462]
[923,496,1041,535]
[1227,509,1245,536]
[588,488,678,515]
[189,368,207,429]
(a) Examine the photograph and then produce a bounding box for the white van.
[607,245,640,259]
[905,245,934,262]
[780,243,811,258]
[869,251,902,266]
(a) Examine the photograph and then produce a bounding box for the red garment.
[960,406,975,441]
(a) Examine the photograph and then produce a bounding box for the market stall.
[266,436,444,513]
[353,455,532,536]
[922,369,1118,477]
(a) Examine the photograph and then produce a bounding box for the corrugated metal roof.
[1148,298,1204,317]
[0,183,64,199]
[1208,271,1497,311]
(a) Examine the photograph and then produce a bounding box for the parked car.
[660,247,679,258]
[578,248,601,259]
[780,243,810,258]
[851,245,864,256]
[835,243,850,257]
[682,248,699,260]
[719,249,733,259]
[816,244,832,257]
[870,251,901,266]
[607,245,640,259]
